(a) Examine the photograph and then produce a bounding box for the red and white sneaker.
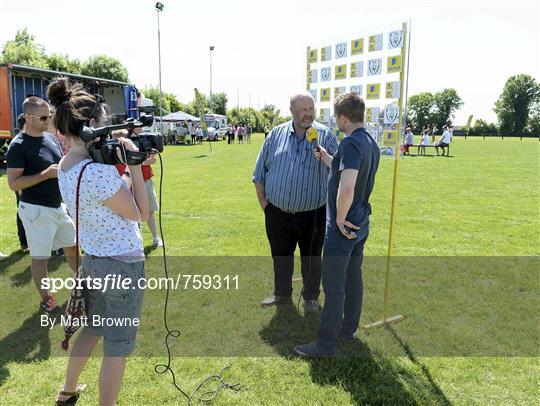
[40,295,60,313]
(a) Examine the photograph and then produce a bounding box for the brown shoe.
[260,295,292,307]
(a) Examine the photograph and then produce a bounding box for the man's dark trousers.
[316,224,368,352]
[264,203,325,300]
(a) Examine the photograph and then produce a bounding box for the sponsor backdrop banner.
[305,21,409,147]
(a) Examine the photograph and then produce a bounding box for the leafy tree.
[433,88,463,129]
[170,99,194,116]
[494,74,540,134]
[47,53,81,74]
[259,104,283,131]
[471,118,498,136]
[0,28,48,68]
[208,92,228,115]
[527,100,540,135]
[227,107,258,128]
[141,86,170,114]
[407,89,463,131]
[81,55,129,82]
[406,92,435,130]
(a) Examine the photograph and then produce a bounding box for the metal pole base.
[363,314,406,329]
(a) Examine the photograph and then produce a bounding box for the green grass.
[0,136,539,405]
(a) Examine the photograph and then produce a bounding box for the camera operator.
[47,77,149,405]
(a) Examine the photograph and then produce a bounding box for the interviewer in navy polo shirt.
[295,92,380,356]
[253,93,338,312]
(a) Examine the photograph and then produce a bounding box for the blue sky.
[1,0,538,124]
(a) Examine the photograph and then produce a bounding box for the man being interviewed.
[295,92,380,356]
[253,92,338,312]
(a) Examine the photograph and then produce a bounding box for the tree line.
[0,29,288,133]
[2,29,538,136]
[406,76,539,136]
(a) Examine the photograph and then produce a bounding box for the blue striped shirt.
[253,120,338,212]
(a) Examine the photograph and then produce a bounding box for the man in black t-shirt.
[6,96,79,313]
[295,92,380,357]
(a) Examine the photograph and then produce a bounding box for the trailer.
[0,63,139,158]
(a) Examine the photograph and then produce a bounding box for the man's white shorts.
[18,202,76,259]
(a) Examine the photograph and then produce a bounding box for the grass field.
[0,135,538,405]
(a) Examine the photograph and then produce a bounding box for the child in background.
[419,129,430,156]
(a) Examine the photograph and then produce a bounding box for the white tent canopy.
[160,111,200,122]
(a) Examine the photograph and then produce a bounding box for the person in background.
[110,130,133,188]
[419,128,430,156]
[189,120,197,145]
[196,124,203,144]
[237,124,245,144]
[227,124,234,144]
[134,127,163,248]
[47,110,69,155]
[112,128,162,248]
[436,125,451,156]
[6,96,80,312]
[431,124,438,144]
[403,127,414,155]
[246,124,252,144]
[46,110,70,256]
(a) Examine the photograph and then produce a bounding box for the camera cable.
[152,152,241,405]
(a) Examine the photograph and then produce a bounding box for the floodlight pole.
[156,2,164,137]
[209,45,214,97]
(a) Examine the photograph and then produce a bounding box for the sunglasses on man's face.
[28,113,52,122]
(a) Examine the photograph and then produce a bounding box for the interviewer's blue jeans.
[316,223,368,352]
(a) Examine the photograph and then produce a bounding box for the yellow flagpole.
[364,21,409,329]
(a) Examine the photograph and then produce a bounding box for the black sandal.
[56,383,87,405]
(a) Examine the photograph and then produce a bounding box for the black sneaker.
[294,341,335,357]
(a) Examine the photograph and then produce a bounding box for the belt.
[275,204,324,215]
[280,208,300,215]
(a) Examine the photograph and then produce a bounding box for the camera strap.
[60,160,94,351]
[76,161,94,259]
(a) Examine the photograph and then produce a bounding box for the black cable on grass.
[153,152,240,405]
[296,150,321,312]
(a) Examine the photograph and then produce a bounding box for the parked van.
[205,113,228,140]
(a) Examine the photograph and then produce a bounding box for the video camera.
[80,114,164,165]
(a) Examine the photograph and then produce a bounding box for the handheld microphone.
[306,127,319,151]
